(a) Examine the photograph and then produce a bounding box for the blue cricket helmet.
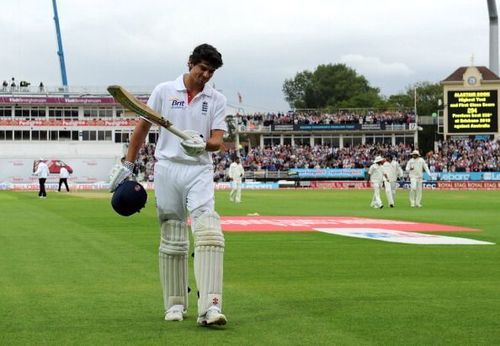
[111,180,147,216]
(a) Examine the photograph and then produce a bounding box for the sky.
[0,0,493,112]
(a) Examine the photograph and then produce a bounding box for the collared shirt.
[148,74,227,165]
[382,160,403,182]
[228,162,245,182]
[35,162,49,178]
[368,163,384,183]
[60,167,70,178]
[406,157,431,179]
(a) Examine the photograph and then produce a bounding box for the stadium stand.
[130,138,499,183]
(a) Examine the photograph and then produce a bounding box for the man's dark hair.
[189,43,223,69]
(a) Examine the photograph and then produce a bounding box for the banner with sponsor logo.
[310,181,370,189]
[215,182,279,190]
[315,228,494,245]
[270,123,412,132]
[0,119,137,127]
[436,181,500,190]
[289,168,366,179]
[426,172,500,181]
[0,96,148,105]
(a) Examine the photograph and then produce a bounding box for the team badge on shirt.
[201,101,209,115]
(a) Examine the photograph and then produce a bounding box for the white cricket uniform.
[228,162,244,203]
[149,74,227,220]
[148,74,228,319]
[382,160,403,206]
[368,163,384,208]
[405,157,431,207]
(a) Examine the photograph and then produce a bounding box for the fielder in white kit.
[405,149,432,208]
[110,44,227,326]
[382,154,403,207]
[228,156,245,203]
[368,156,387,209]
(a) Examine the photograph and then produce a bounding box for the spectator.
[10,77,16,92]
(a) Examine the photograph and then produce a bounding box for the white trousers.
[154,160,214,221]
[229,181,242,203]
[383,181,396,206]
[370,182,383,208]
[409,177,423,207]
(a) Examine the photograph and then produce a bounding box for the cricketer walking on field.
[382,154,403,207]
[406,150,432,208]
[110,44,228,326]
[368,156,387,209]
[228,156,245,203]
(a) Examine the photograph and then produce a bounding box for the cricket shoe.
[197,306,227,326]
[165,304,185,321]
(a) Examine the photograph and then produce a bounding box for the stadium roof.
[441,66,500,83]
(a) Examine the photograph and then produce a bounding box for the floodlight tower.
[488,0,499,75]
[52,0,68,87]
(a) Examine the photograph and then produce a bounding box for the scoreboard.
[447,90,498,133]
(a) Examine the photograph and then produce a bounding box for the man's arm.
[206,129,225,152]
[423,160,432,177]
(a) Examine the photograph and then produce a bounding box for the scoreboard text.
[447,90,498,133]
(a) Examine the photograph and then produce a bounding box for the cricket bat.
[107,85,190,140]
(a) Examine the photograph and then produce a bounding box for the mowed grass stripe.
[0,189,499,345]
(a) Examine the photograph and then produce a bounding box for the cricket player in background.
[382,154,403,207]
[228,156,244,203]
[368,155,387,209]
[110,44,227,326]
[406,150,432,208]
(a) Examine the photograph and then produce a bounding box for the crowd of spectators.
[134,143,156,182]
[237,110,415,128]
[213,143,415,173]
[427,139,499,172]
[132,138,500,182]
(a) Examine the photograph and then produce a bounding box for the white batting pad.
[192,211,225,316]
[159,220,189,312]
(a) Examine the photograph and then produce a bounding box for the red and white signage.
[220,216,477,232]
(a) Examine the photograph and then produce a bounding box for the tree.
[282,64,382,109]
[384,82,443,115]
[412,82,443,116]
[282,71,313,109]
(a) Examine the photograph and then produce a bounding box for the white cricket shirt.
[228,162,245,182]
[368,163,384,183]
[148,74,227,165]
[406,157,431,179]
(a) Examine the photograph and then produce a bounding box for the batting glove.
[109,160,134,192]
[180,130,206,157]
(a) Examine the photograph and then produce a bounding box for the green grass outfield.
[1,189,499,345]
